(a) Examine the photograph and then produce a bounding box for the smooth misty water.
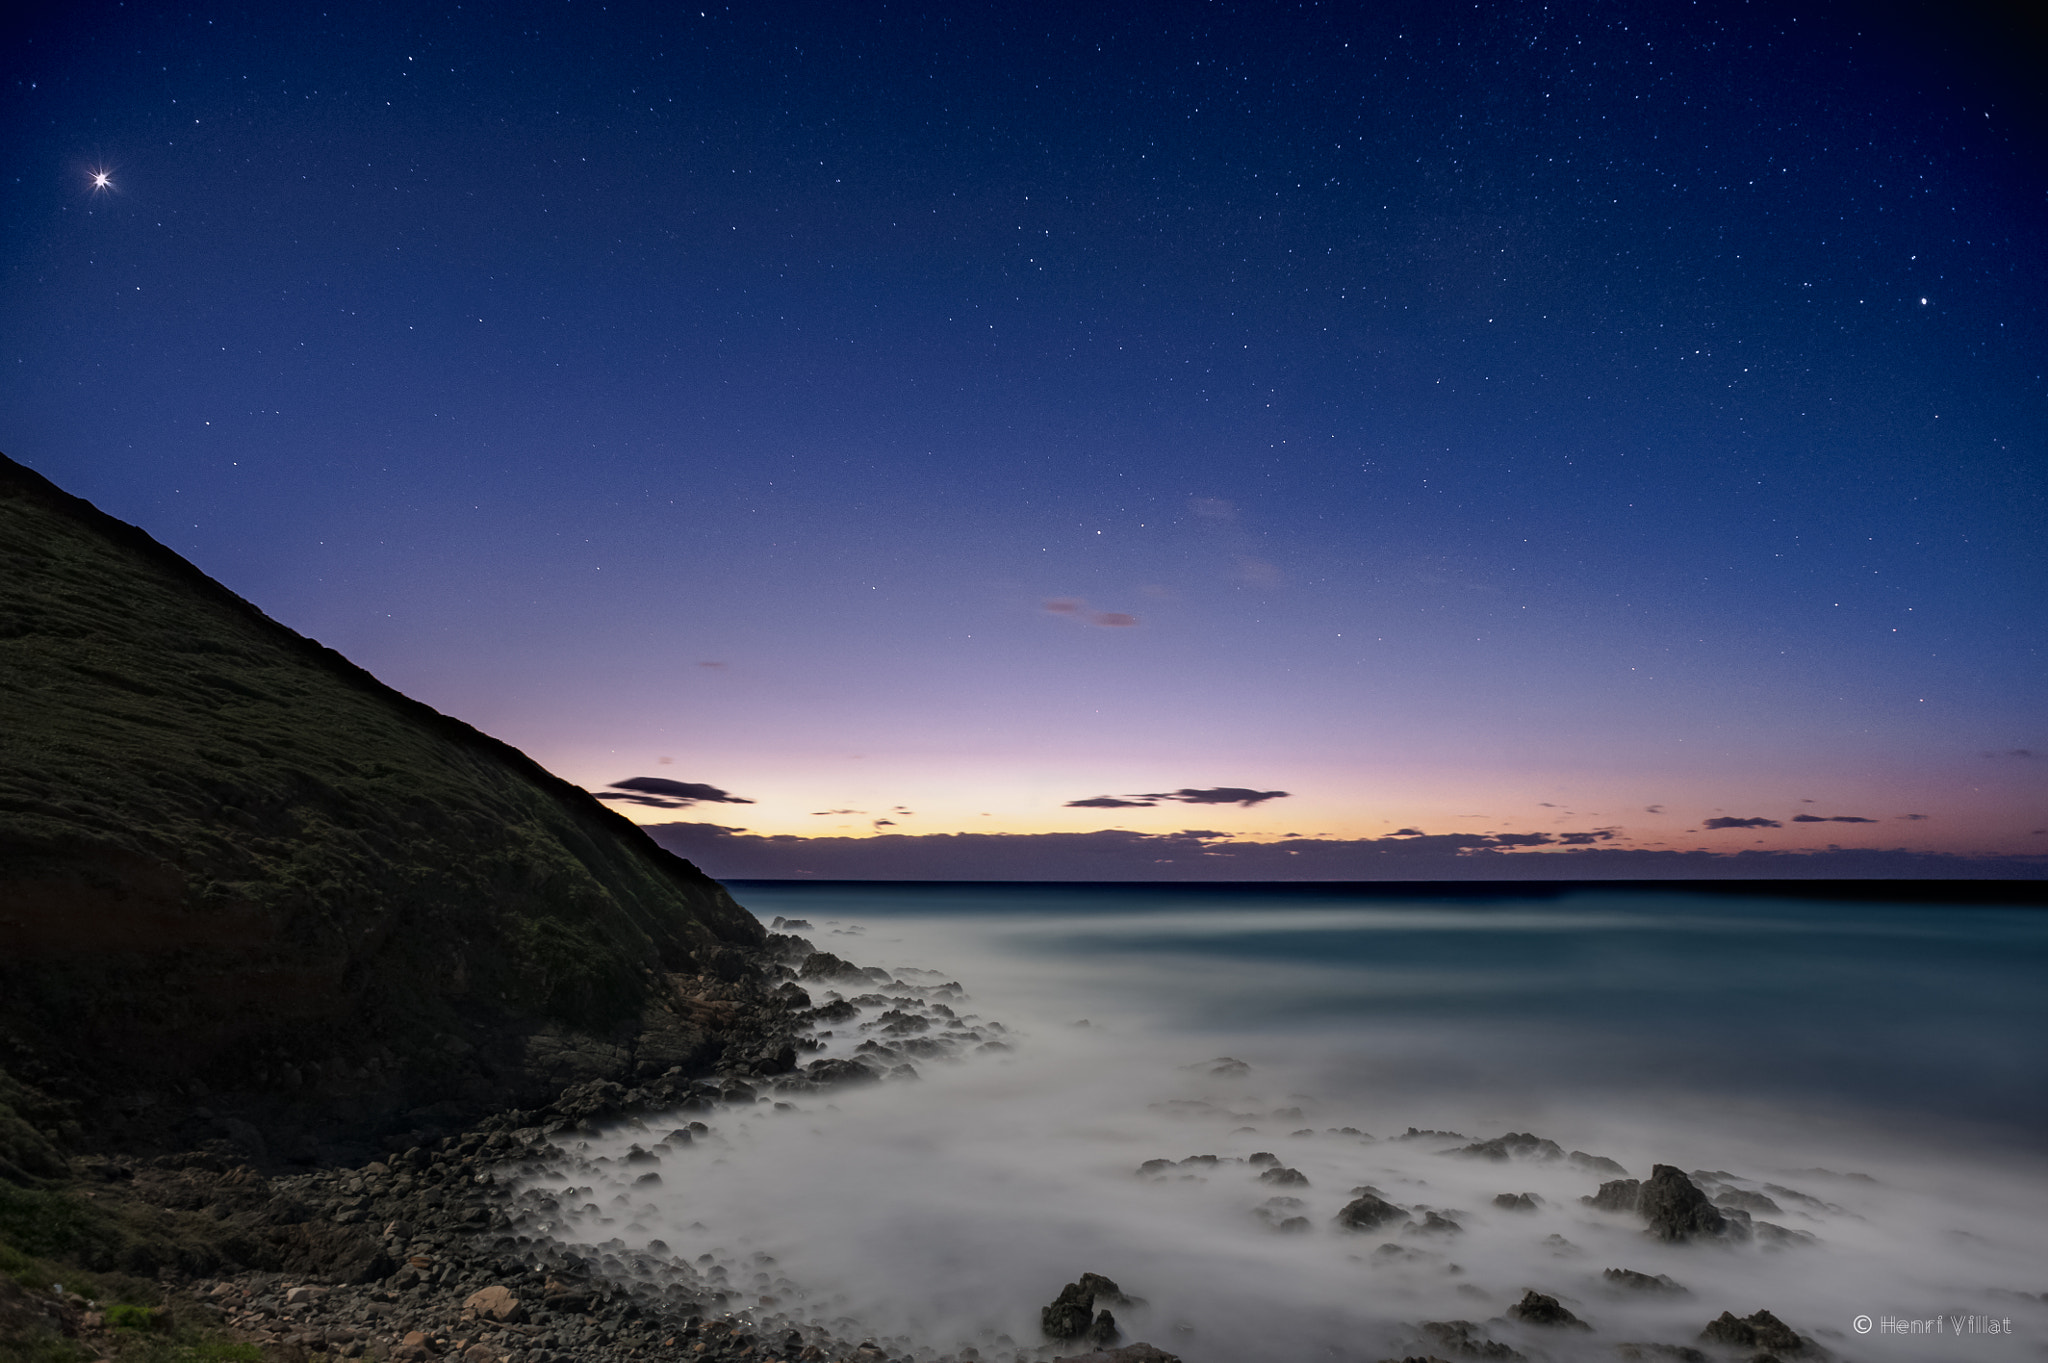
[517,885,2048,1362]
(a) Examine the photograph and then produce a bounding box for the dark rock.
[1335,1192,1407,1231]
[1257,1166,1308,1187]
[1603,1268,1687,1294]
[1404,1211,1462,1236]
[1699,1309,1811,1354]
[800,1058,879,1086]
[1452,1132,1564,1162]
[1753,1221,1819,1247]
[1491,1193,1540,1212]
[797,953,864,981]
[1041,1274,1128,1341]
[1048,1346,1182,1363]
[1714,1188,1783,1215]
[1584,1178,1642,1212]
[808,999,859,1024]
[1569,1150,1629,1175]
[1246,1151,1279,1167]
[1417,1320,1524,1360]
[1507,1291,1589,1329]
[1642,1166,1737,1242]
[1088,1309,1120,1346]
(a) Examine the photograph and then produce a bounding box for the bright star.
[89,169,113,191]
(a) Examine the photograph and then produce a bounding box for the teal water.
[731,881,2048,1142]
[524,882,2048,1361]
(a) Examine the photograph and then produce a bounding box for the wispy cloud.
[1703,816,1781,830]
[1044,598,1140,627]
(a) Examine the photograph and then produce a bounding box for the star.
[89,168,112,191]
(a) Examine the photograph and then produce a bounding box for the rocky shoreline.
[1,927,1184,1363]
[2,924,1874,1363]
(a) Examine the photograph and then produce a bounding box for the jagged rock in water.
[1257,1165,1309,1186]
[1049,1346,1183,1363]
[1042,1273,1129,1341]
[1642,1165,1738,1242]
[1699,1309,1812,1354]
[800,1057,879,1085]
[797,951,864,980]
[1334,1191,1408,1231]
[1585,1177,1642,1212]
[1569,1150,1630,1175]
[1492,1192,1540,1212]
[1417,1320,1525,1360]
[1507,1290,1590,1329]
[1603,1268,1688,1294]
[1714,1187,1783,1215]
[1452,1132,1564,1162]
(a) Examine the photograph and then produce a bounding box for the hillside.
[0,452,786,1170]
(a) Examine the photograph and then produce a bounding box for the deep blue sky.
[6,1,2044,871]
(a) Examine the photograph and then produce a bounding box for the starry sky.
[5,1,2044,875]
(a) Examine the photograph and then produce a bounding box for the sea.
[514,883,2048,1362]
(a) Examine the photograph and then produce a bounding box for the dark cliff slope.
[0,452,772,1164]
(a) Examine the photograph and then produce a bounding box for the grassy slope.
[0,452,761,1128]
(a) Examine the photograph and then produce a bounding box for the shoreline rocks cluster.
[4,933,1840,1363]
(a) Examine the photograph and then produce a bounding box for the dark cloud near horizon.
[1140,787,1290,807]
[595,776,755,810]
[643,822,2048,883]
[1066,786,1290,810]
[1791,814,1877,824]
[1704,816,1782,830]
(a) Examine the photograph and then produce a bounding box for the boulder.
[1418,1320,1524,1360]
[1453,1132,1564,1162]
[462,1286,522,1322]
[1507,1291,1589,1329]
[1602,1268,1687,1294]
[800,1057,879,1086]
[1642,1166,1736,1242]
[1699,1309,1811,1354]
[797,952,863,981]
[1042,1273,1129,1341]
[1334,1192,1407,1231]
[1584,1178,1641,1212]
[1048,1346,1182,1363]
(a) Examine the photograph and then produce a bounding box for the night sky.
[6,2,2044,874]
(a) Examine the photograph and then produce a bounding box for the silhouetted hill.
[0,452,786,1169]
